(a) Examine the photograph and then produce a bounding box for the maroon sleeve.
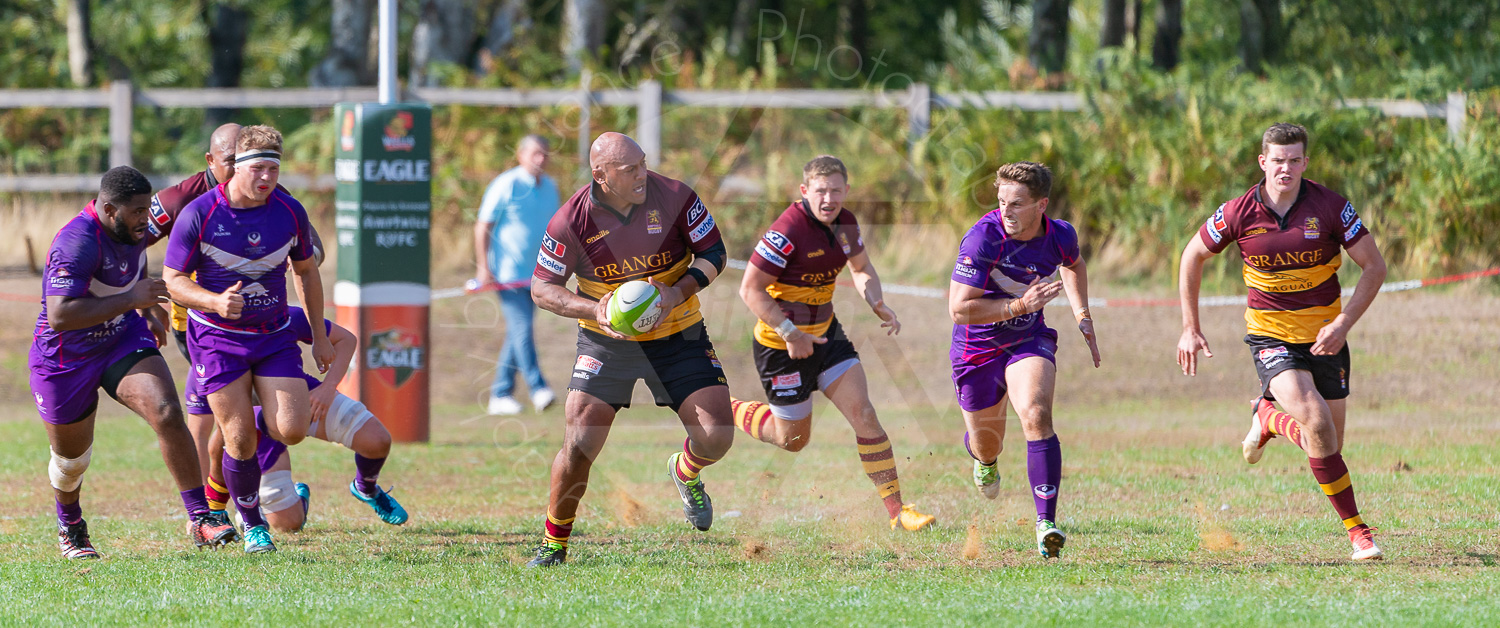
[749,211,795,277]
[1196,202,1238,254]
[1333,196,1370,249]
[146,173,207,244]
[838,211,865,258]
[678,191,721,254]
[533,209,581,285]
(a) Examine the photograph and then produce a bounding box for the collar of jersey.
[1251,178,1309,230]
[588,180,639,224]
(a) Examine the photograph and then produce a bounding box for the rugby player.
[732,155,934,531]
[1177,123,1386,561]
[526,132,733,567]
[30,166,233,558]
[948,161,1101,559]
[163,125,333,553]
[194,306,406,532]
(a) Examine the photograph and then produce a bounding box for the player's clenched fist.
[128,277,170,310]
[217,280,245,319]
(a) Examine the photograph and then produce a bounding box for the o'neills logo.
[382,111,416,152]
[367,328,425,387]
[340,110,356,152]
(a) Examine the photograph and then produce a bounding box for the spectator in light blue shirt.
[475,135,558,415]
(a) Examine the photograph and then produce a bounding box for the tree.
[1152,0,1183,71]
[1239,0,1284,75]
[204,3,250,125]
[1101,0,1127,48]
[475,0,530,75]
[1029,0,1070,74]
[65,0,91,87]
[726,0,758,61]
[563,0,606,73]
[311,0,376,87]
[411,0,474,87]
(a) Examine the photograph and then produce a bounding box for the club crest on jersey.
[196,364,206,375]
[1303,217,1320,239]
[541,233,565,258]
[689,213,716,243]
[763,231,794,255]
[574,355,603,374]
[1206,205,1227,244]
[1258,346,1289,367]
[686,199,707,225]
[1033,484,1058,500]
[839,232,851,254]
[646,210,662,235]
[772,373,802,390]
[248,232,262,246]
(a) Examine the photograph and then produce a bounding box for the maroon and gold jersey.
[747,200,865,350]
[1197,179,1370,343]
[148,170,218,244]
[534,171,722,341]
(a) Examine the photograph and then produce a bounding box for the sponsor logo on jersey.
[585,230,610,244]
[1206,205,1227,244]
[575,355,603,374]
[536,251,566,275]
[775,389,798,396]
[806,249,825,258]
[1303,217,1320,239]
[647,210,663,235]
[953,263,977,279]
[1033,484,1058,499]
[1343,218,1363,242]
[541,233,565,258]
[706,349,722,369]
[754,241,787,268]
[1257,346,1289,367]
[1340,201,1358,226]
[382,111,416,152]
[149,196,171,226]
[686,199,707,225]
[689,214,716,243]
[1246,227,1267,236]
[764,231,794,255]
[214,223,232,237]
[772,373,802,389]
[147,221,162,238]
[49,274,75,289]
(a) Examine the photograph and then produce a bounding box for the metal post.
[637,80,662,166]
[907,82,930,162]
[378,0,397,104]
[578,69,592,175]
[1447,91,1466,146]
[108,80,133,167]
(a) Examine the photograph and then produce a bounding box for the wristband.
[774,319,799,339]
[1075,307,1092,323]
[1007,299,1025,318]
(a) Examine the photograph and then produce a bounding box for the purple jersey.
[950,213,1080,365]
[164,184,313,333]
[31,201,151,365]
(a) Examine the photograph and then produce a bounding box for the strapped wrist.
[774,319,799,339]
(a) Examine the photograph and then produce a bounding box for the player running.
[948,161,1101,559]
[526,132,733,567]
[732,155,934,532]
[30,166,234,559]
[163,125,333,554]
[1177,123,1386,561]
[192,306,406,532]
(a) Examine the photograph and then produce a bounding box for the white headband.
[234,149,281,168]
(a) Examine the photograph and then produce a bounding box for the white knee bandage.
[259,470,301,514]
[48,446,92,492]
[324,393,374,449]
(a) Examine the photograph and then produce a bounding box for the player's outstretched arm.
[739,263,825,359]
[949,278,1063,326]
[1176,236,1217,376]
[846,250,899,336]
[48,277,168,331]
[1311,236,1387,356]
[290,257,333,373]
[1059,259,1100,367]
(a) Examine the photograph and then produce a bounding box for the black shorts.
[1245,334,1350,401]
[752,317,860,406]
[569,322,727,411]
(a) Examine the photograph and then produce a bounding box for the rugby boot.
[1350,526,1384,561]
[243,524,277,554]
[188,510,238,548]
[667,453,713,531]
[1241,398,1275,465]
[890,504,937,531]
[973,459,1001,499]
[296,483,311,519]
[526,541,568,568]
[1036,520,1067,559]
[58,520,100,559]
[350,481,409,525]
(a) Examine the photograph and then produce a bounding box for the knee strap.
[259,470,301,514]
[49,446,92,492]
[324,393,374,449]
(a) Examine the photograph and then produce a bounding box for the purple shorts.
[253,406,288,472]
[184,366,320,415]
[186,319,306,396]
[29,317,158,425]
[951,334,1058,413]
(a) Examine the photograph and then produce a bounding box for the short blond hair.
[802,155,848,184]
[994,161,1052,200]
[236,125,283,154]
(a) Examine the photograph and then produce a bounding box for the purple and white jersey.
[31,201,151,365]
[950,213,1080,365]
[164,184,313,333]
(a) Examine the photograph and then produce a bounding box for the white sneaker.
[531,388,556,412]
[487,395,522,416]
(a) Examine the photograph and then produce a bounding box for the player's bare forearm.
[1337,237,1388,329]
[1060,259,1091,321]
[670,257,720,301]
[1177,239,1213,332]
[323,324,357,387]
[949,281,1023,325]
[847,252,886,309]
[47,293,140,331]
[291,260,328,344]
[163,268,222,312]
[532,278,597,320]
[739,264,790,327]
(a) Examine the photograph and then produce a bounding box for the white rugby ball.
[606,280,663,336]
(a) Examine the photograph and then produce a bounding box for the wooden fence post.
[577,69,592,175]
[637,79,662,166]
[907,82,930,163]
[1447,91,1466,146]
[109,80,133,167]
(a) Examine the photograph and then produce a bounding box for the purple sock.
[222,452,267,529]
[963,432,996,465]
[1027,435,1062,523]
[354,454,386,495]
[180,487,210,518]
[56,499,82,526]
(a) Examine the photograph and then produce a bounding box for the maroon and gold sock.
[857,434,904,519]
[674,438,719,483]
[731,398,774,444]
[205,476,230,512]
[1309,453,1366,531]
[1261,403,1306,451]
[543,511,575,547]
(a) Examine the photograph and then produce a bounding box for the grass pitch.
[1,280,1499,625]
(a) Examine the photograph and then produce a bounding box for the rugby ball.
[606,280,663,336]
